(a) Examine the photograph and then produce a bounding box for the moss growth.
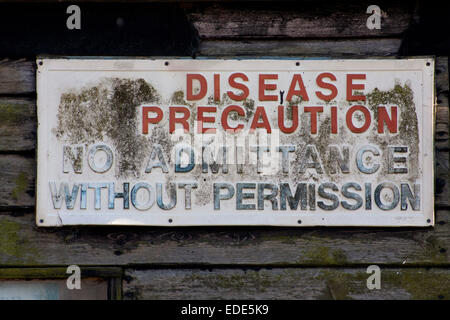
[184,271,282,292]
[11,172,28,200]
[422,235,448,264]
[242,98,255,119]
[171,90,187,105]
[367,84,414,124]
[0,268,68,279]
[382,270,450,300]
[315,268,449,300]
[303,247,348,265]
[0,103,22,125]
[315,270,367,300]
[366,83,419,181]
[63,147,83,173]
[352,90,366,103]
[56,78,160,178]
[286,96,302,121]
[0,218,38,264]
[207,95,216,105]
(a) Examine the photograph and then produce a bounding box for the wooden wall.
[0,1,448,299]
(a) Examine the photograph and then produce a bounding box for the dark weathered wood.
[435,57,449,109]
[0,211,447,267]
[189,3,413,39]
[436,149,449,208]
[0,59,35,95]
[434,57,449,208]
[0,98,36,151]
[0,267,122,279]
[436,106,449,150]
[123,267,449,300]
[0,155,35,208]
[435,57,449,151]
[0,1,445,302]
[199,39,403,56]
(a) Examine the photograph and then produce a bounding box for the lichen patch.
[56,78,160,178]
[367,83,419,182]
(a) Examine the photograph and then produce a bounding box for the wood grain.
[0,98,36,152]
[123,267,449,300]
[199,39,403,56]
[189,3,413,39]
[0,211,447,267]
[436,149,449,208]
[0,59,35,95]
[436,106,449,150]
[0,2,446,301]
[435,57,449,151]
[436,57,449,109]
[0,267,122,279]
[0,155,35,208]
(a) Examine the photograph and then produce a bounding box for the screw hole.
[297,220,302,224]
[38,61,43,66]
[39,219,44,223]
[296,62,300,66]
[165,61,169,66]
[168,219,173,223]
[427,219,431,223]
[426,62,431,66]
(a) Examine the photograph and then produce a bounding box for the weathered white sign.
[36,58,434,226]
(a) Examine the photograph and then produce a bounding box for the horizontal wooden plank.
[435,56,449,107]
[436,106,449,150]
[435,57,449,150]
[189,3,413,39]
[123,267,449,299]
[436,149,449,208]
[434,57,449,207]
[0,155,35,208]
[0,98,36,151]
[0,211,448,267]
[0,267,122,279]
[0,59,35,95]
[199,39,403,56]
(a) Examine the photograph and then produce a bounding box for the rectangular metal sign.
[36,58,434,226]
